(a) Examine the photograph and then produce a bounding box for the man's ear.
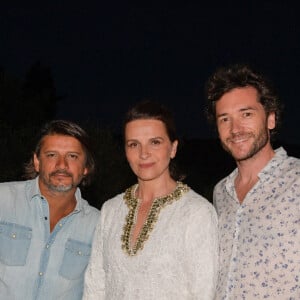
[83,167,88,176]
[33,153,40,172]
[267,112,276,130]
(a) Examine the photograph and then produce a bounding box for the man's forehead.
[40,134,83,150]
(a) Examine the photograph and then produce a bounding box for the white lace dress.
[83,184,218,299]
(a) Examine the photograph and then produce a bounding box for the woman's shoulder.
[101,191,126,212]
[172,186,217,227]
[182,186,216,214]
[101,184,138,212]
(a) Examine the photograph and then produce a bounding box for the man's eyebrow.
[216,106,257,118]
[239,106,257,112]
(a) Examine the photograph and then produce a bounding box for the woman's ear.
[170,140,178,159]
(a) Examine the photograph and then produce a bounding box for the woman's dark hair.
[24,120,95,186]
[123,100,185,181]
[205,64,283,137]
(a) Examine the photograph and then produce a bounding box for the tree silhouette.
[0,64,299,208]
[0,62,61,181]
[0,67,22,128]
[21,61,61,127]
[0,62,60,128]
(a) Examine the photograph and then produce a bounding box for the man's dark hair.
[24,120,95,186]
[205,64,283,136]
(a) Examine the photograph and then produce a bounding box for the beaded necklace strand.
[121,182,189,256]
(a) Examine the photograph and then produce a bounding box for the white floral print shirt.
[214,147,300,300]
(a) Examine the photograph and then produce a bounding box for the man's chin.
[49,184,73,192]
[222,143,249,160]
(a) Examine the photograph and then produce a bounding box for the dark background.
[1,2,300,208]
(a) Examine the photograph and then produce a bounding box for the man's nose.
[56,156,68,169]
[230,118,242,134]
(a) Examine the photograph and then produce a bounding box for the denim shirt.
[0,177,100,300]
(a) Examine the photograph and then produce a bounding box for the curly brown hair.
[205,64,283,137]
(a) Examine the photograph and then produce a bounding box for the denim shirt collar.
[26,177,83,212]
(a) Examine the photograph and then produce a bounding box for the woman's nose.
[139,145,150,159]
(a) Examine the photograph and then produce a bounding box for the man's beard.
[221,126,269,162]
[44,170,77,193]
[49,183,73,192]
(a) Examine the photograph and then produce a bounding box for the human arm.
[82,210,105,299]
[183,200,219,299]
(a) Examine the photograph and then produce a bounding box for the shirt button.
[39,272,43,276]
[78,251,82,255]
[59,223,63,227]
[46,244,50,249]
[12,233,16,238]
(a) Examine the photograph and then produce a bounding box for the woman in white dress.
[83,100,218,299]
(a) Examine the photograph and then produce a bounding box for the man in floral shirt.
[205,64,300,300]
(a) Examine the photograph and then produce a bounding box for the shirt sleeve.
[82,209,105,299]
[183,200,219,299]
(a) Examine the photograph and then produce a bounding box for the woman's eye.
[219,117,228,123]
[128,142,138,148]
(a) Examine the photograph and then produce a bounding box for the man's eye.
[151,139,161,145]
[46,153,56,158]
[243,112,252,117]
[68,154,78,160]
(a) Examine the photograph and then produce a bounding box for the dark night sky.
[1,2,300,145]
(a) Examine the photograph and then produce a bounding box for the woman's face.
[125,119,178,182]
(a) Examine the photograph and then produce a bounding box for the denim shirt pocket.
[59,238,92,280]
[0,221,32,266]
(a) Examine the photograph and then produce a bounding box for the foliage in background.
[0,62,61,182]
[80,122,136,209]
[0,63,136,209]
[0,62,61,129]
[1,64,300,210]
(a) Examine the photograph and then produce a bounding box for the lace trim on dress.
[121,181,190,256]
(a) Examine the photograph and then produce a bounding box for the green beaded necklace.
[121,182,189,256]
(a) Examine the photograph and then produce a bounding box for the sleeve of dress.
[212,186,219,214]
[82,208,106,299]
[184,200,219,300]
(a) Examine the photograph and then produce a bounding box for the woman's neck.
[136,178,177,203]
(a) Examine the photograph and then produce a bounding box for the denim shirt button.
[12,234,16,239]
[39,272,43,276]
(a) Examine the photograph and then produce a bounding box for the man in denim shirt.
[205,64,300,299]
[0,120,99,300]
